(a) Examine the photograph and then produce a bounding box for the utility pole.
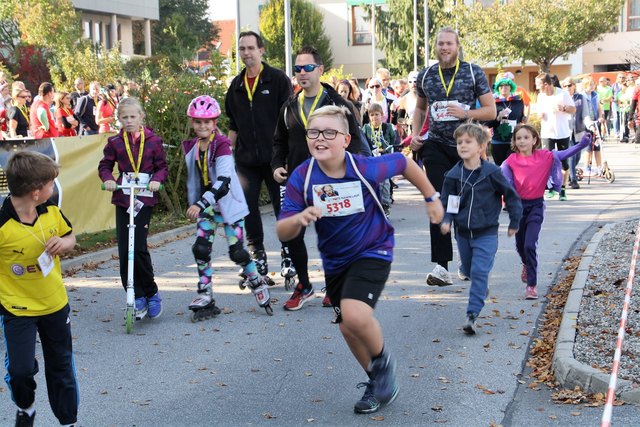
[371,0,376,76]
[284,0,292,76]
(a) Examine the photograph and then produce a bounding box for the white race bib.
[121,172,152,197]
[431,100,463,122]
[38,250,54,278]
[312,181,365,217]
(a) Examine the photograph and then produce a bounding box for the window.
[84,20,92,39]
[629,0,640,31]
[351,6,372,46]
[94,21,102,43]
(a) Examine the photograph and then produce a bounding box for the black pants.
[490,142,512,166]
[1,305,78,425]
[286,227,311,289]
[236,163,282,252]
[421,140,460,265]
[115,205,158,298]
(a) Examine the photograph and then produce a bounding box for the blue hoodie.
[441,159,522,239]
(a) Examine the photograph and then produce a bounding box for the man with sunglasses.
[410,27,495,287]
[272,45,369,311]
[225,30,293,279]
[561,77,593,189]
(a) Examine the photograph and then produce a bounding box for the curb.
[552,223,640,403]
[61,224,194,273]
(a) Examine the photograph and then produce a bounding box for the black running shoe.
[463,313,478,335]
[15,410,35,427]
[354,381,380,414]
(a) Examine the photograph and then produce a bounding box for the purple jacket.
[98,127,169,208]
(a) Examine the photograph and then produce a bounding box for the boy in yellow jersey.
[0,151,78,427]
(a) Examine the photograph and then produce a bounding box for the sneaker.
[134,296,148,320]
[15,410,35,427]
[544,189,557,199]
[426,265,453,286]
[457,268,470,281]
[322,294,332,307]
[147,292,163,319]
[570,180,580,189]
[462,313,478,335]
[382,204,390,219]
[354,381,380,414]
[525,286,538,300]
[559,189,567,201]
[520,264,527,284]
[283,283,314,311]
[369,350,399,406]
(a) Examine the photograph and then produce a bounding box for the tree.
[454,0,625,72]
[153,0,219,63]
[260,0,333,70]
[369,0,453,76]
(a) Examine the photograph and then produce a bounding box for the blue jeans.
[456,233,498,316]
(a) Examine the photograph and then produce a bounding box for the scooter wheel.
[125,306,135,334]
[238,279,246,290]
[605,170,615,183]
[265,305,274,316]
[576,167,583,181]
[190,311,199,323]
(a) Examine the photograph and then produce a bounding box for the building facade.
[71,0,159,57]
[221,0,639,90]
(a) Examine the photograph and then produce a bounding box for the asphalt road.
[1,142,640,426]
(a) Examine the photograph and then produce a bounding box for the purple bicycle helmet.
[187,95,221,119]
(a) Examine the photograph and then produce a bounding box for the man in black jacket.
[74,81,100,135]
[272,45,369,311]
[225,31,293,279]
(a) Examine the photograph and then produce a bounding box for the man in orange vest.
[30,82,59,139]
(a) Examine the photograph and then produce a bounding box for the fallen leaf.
[370,415,385,421]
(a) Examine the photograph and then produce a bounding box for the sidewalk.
[2,142,640,426]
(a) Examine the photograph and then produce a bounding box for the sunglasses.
[562,84,573,88]
[369,85,381,89]
[294,64,320,73]
[18,95,29,98]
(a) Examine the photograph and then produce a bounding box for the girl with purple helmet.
[182,95,274,320]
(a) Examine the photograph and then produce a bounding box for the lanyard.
[438,59,460,99]
[62,107,73,116]
[18,105,30,125]
[123,128,145,177]
[459,164,478,196]
[196,134,214,186]
[243,63,264,103]
[299,89,324,128]
[19,210,47,247]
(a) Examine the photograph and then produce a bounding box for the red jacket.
[30,99,59,139]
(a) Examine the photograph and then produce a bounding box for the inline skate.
[280,246,297,291]
[188,284,221,322]
[250,249,269,277]
[238,272,274,315]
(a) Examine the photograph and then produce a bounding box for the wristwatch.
[424,192,440,203]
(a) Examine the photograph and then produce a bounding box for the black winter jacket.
[225,62,292,166]
[271,83,368,173]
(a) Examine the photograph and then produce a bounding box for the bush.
[133,52,230,215]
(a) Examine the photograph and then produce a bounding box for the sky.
[208,0,236,20]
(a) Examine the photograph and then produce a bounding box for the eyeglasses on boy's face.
[305,128,346,140]
[294,64,320,73]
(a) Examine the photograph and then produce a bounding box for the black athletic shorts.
[325,258,391,323]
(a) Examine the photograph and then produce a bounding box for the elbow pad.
[210,176,231,202]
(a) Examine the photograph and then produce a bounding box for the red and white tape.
[601,220,640,427]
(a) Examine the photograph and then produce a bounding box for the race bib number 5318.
[312,181,364,217]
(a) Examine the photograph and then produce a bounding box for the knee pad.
[229,241,251,266]
[192,237,211,262]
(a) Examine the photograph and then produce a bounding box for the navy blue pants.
[515,198,545,287]
[1,304,79,424]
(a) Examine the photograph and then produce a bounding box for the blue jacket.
[441,159,522,238]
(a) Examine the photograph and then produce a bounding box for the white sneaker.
[426,265,453,286]
[457,268,470,281]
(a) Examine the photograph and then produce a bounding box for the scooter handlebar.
[101,183,164,191]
